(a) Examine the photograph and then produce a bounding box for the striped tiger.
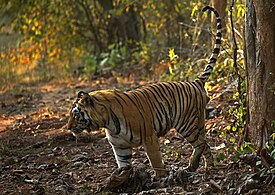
[67,6,222,178]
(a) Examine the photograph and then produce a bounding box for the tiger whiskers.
[71,132,78,146]
[75,135,78,146]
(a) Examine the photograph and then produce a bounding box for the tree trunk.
[98,0,141,47]
[245,0,275,149]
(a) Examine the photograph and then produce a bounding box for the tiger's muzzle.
[68,105,92,135]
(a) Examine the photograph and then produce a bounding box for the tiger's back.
[125,81,209,136]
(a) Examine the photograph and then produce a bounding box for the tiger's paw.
[105,164,151,193]
[105,165,133,189]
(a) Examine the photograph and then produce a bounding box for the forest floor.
[0,78,274,195]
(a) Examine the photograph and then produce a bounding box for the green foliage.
[267,136,275,160]
[235,142,258,155]
[227,80,247,133]
[163,139,171,154]
[266,123,275,160]
[163,139,179,159]
[81,54,97,76]
[131,42,151,65]
[227,142,258,162]
[100,44,126,67]
[216,153,226,163]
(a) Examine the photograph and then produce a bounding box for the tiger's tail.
[198,6,222,83]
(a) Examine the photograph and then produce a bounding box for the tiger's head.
[67,91,106,135]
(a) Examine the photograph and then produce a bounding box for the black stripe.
[190,82,203,103]
[115,93,128,105]
[209,58,217,64]
[188,125,204,144]
[92,96,99,101]
[195,79,204,89]
[189,132,200,144]
[110,109,121,134]
[165,82,178,119]
[145,88,167,124]
[135,91,157,131]
[139,126,143,145]
[126,115,133,141]
[148,85,170,104]
[117,154,132,160]
[142,90,160,118]
[195,84,206,105]
[202,72,210,78]
[178,111,197,134]
[160,82,173,98]
[205,64,214,70]
[194,141,205,149]
[118,159,131,164]
[113,96,126,108]
[178,82,189,115]
[213,48,220,53]
[172,83,184,127]
[159,82,175,122]
[215,39,221,44]
[129,92,145,112]
[124,92,139,108]
[127,91,154,139]
[115,146,132,150]
[158,82,171,97]
[213,11,219,17]
[148,85,171,127]
[171,82,183,123]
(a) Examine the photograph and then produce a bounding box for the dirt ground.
[0,80,274,194]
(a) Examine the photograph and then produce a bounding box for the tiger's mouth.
[69,122,96,136]
[68,119,100,136]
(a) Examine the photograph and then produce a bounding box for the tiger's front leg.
[111,145,133,168]
[105,129,133,168]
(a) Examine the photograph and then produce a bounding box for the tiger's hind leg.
[184,127,206,171]
[199,116,214,169]
[202,142,214,169]
[183,117,213,171]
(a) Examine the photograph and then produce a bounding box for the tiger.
[67,6,222,178]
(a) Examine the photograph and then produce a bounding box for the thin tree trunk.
[245,0,275,149]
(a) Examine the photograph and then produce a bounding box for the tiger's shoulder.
[90,88,121,94]
[89,88,124,99]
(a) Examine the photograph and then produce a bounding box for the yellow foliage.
[168,48,178,62]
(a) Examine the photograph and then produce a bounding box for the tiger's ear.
[78,91,88,98]
[78,91,95,107]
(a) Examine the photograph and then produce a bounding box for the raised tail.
[198,6,222,83]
